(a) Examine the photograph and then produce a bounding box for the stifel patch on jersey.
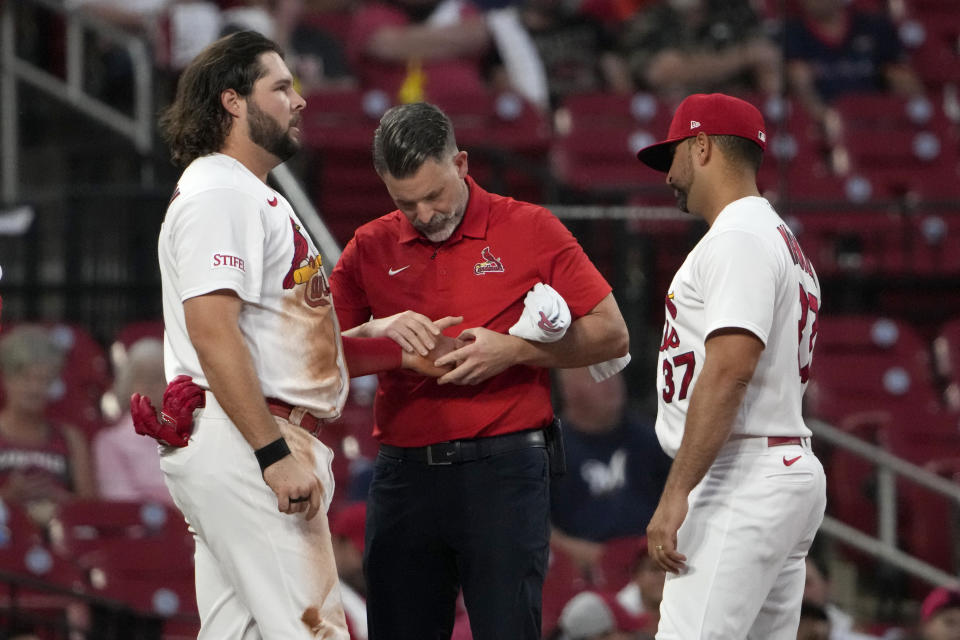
[211,252,245,273]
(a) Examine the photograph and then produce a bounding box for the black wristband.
[255,437,291,473]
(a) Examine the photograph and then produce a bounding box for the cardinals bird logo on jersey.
[282,218,330,307]
[474,246,504,275]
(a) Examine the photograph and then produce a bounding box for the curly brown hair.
[159,31,283,167]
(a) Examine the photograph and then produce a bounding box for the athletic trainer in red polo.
[329,102,629,640]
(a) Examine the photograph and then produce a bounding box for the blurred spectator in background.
[507,0,633,109]
[330,501,369,639]
[784,0,923,137]
[68,0,222,71]
[803,556,880,640]
[918,586,960,640]
[798,601,832,640]
[614,537,663,636]
[219,0,356,91]
[0,326,96,526]
[286,20,355,92]
[546,590,649,640]
[71,0,354,105]
[619,0,779,99]
[550,368,671,573]
[93,337,173,505]
[346,0,491,102]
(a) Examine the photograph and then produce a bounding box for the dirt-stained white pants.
[657,436,827,640]
[160,392,348,640]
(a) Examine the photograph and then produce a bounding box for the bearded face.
[247,96,301,162]
[668,141,695,214]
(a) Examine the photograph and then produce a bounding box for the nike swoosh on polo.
[783,455,802,466]
[388,265,410,276]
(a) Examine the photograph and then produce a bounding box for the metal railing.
[809,418,960,588]
[1,0,155,204]
[0,0,340,268]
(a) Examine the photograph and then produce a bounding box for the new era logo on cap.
[637,93,767,173]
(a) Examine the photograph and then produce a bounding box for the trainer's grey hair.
[372,102,458,178]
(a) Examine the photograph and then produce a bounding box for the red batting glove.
[130,375,205,447]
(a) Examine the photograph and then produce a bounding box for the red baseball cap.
[636,93,767,172]
[921,586,960,623]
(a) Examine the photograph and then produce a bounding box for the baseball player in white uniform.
[636,93,827,639]
[155,31,349,639]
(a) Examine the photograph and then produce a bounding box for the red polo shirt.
[330,177,611,447]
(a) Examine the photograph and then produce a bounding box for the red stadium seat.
[785,210,907,277]
[81,537,196,618]
[807,315,940,424]
[541,545,589,633]
[882,430,960,573]
[899,3,960,87]
[552,92,676,203]
[593,535,646,593]
[431,90,552,204]
[823,418,885,537]
[49,499,190,558]
[907,213,960,276]
[112,320,164,349]
[301,88,393,245]
[830,93,960,201]
[0,503,89,614]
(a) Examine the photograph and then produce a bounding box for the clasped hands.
[364,311,521,385]
[130,314,506,443]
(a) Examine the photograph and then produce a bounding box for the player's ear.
[694,133,711,166]
[221,89,243,119]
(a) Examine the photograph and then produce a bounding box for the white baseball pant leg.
[160,393,349,640]
[657,437,827,640]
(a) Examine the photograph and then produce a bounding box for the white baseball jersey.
[655,196,820,457]
[159,153,349,418]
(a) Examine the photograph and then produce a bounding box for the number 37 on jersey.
[658,224,821,405]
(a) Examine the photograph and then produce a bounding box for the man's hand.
[261,455,323,520]
[646,491,689,574]
[434,327,523,385]
[356,311,462,356]
[130,375,205,447]
[402,332,462,377]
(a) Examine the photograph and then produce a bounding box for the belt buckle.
[427,441,458,465]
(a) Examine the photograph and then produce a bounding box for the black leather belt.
[379,429,546,466]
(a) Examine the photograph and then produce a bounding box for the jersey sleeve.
[535,210,612,318]
[168,188,265,304]
[697,230,780,345]
[330,235,372,330]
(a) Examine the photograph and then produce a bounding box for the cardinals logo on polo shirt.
[474,246,504,275]
[282,218,330,307]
